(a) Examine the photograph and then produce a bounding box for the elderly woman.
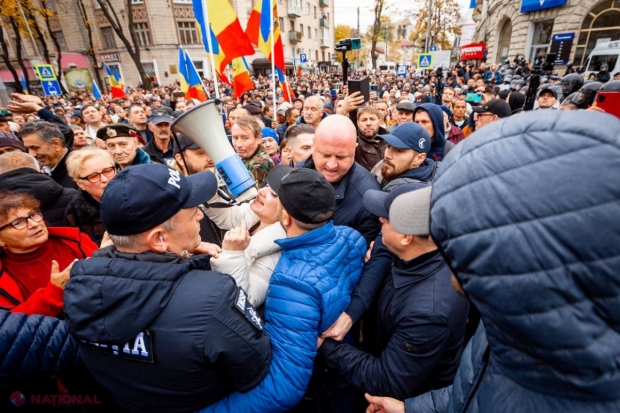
[64,148,116,244]
[205,166,290,307]
[0,192,98,316]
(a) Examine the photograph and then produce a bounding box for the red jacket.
[0,227,98,316]
[448,124,465,144]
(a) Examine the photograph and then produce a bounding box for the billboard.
[550,33,574,65]
[521,0,567,13]
[460,42,486,60]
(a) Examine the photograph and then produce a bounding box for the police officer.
[63,164,271,412]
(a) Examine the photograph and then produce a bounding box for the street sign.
[433,51,452,69]
[397,65,407,75]
[418,53,433,70]
[550,33,574,65]
[300,53,307,63]
[34,64,57,81]
[430,45,437,52]
[41,80,61,96]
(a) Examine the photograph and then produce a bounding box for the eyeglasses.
[79,166,117,183]
[0,211,44,231]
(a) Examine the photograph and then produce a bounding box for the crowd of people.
[0,59,618,413]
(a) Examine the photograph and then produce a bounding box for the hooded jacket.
[378,158,437,192]
[0,168,76,227]
[201,222,366,413]
[413,104,446,162]
[64,248,272,413]
[406,110,620,412]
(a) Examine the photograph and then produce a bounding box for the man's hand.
[365,394,405,413]
[222,220,251,252]
[192,242,222,258]
[323,312,353,341]
[337,91,365,115]
[7,93,44,114]
[50,259,77,289]
[365,240,375,263]
[11,93,44,106]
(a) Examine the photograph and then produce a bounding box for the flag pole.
[270,0,277,119]
[201,0,220,99]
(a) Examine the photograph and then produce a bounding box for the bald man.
[301,115,380,245]
[298,96,328,129]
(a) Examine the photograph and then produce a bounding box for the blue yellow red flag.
[92,80,102,100]
[105,64,127,98]
[184,49,208,102]
[246,0,286,73]
[232,57,255,101]
[192,0,255,85]
[178,46,190,94]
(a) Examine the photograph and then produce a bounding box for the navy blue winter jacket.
[64,248,271,413]
[320,250,468,400]
[413,104,446,162]
[406,110,620,412]
[0,310,79,385]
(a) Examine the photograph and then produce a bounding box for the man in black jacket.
[64,164,271,412]
[0,152,75,227]
[319,184,468,403]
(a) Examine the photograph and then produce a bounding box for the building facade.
[471,0,619,71]
[0,0,335,91]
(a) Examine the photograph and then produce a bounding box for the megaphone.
[171,99,257,203]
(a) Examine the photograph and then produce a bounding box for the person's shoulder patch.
[234,287,263,331]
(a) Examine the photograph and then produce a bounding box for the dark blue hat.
[363,182,430,219]
[377,122,431,154]
[261,127,279,144]
[100,163,218,235]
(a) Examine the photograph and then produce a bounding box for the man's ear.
[400,234,414,247]
[51,137,63,150]
[279,208,291,227]
[145,228,166,253]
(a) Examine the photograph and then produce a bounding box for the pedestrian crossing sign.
[418,53,434,70]
[34,64,57,81]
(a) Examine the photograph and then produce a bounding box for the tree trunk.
[370,0,385,70]
[0,21,22,93]
[98,0,151,90]
[76,0,104,90]
[8,17,30,92]
[38,0,68,94]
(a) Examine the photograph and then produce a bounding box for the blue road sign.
[300,53,307,63]
[41,80,61,96]
[430,45,437,51]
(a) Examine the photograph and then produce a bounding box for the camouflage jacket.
[243,145,275,189]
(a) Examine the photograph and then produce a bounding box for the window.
[193,60,205,79]
[307,2,310,14]
[308,27,311,38]
[133,22,151,47]
[131,0,143,3]
[315,50,318,61]
[528,20,553,62]
[101,27,117,49]
[575,1,620,68]
[322,50,325,61]
[290,20,295,31]
[300,23,304,36]
[315,28,317,39]
[178,21,201,45]
[51,31,67,51]
[314,6,317,18]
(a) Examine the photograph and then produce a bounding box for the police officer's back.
[64,164,271,413]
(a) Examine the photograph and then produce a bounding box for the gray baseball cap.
[389,185,432,236]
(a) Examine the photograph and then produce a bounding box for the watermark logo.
[9,391,102,407]
[10,391,26,408]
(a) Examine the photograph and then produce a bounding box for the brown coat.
[355,126,390,172]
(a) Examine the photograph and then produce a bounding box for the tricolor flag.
[20,72,28,94]
[470,0,477,7]
[294,59,301,78]
[92,80,102,100]
[105,64,127,98]
[246,0,294,101]
[185,50,209,102]
[192,0,255,85]
[178,47,191,94]
[231,57,255,100]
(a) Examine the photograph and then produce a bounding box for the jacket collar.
[302,157,355,201]
[392,249,444,289]
[275,221,334,250]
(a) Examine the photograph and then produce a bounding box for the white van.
[582,41,620,78]
[379,62,397,74]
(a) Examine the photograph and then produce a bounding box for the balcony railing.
[320,38,330,48]
[320,18,329,27]
[319,0,328,7]
[289,31,302,42]
[288,0,302,17]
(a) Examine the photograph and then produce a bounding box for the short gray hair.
[20,120,66,147]
[108,213,178,250]
[0,151,39,174]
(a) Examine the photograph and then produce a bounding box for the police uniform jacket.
[64,247,271,413]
